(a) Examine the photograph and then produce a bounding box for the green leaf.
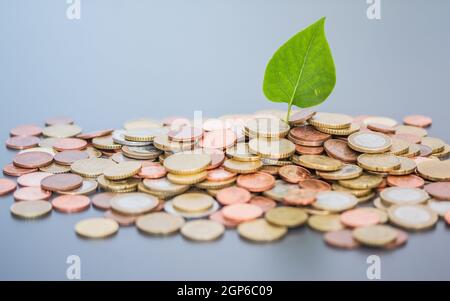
[263,17,336,120]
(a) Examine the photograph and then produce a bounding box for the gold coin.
[357,191,376,203]
[10,200,52,219]
[172,192,214,212]
[110,192,159,215]
[317,164,363,180]
[122,145,162,160]
[181,220,224,241]
[312,191,358,212]
[357,153,400,172]
[427,199,450,217]
[417,159,450,181]
[388,157,416,175]
[380,187,429,206]
[265,207,308,228]
[97,175,140,192]
[309,112,353,129]
[307,214,344,232]
[103,161,142,180]
[71,158,117,178]
[75,217,119,238]
[262,179,298,201]
[338,173,383,190]
[237,218,287,242]
[42,124,82,138]
[395,125,427,138]
[363,116,397,127]
[142,177,190,194]
[261,158,292,166]
[167,171,207,185]
[136,212,185,235]
[347,132,392,153]
[153,135,195,152]
[400,144,421,158]
[331,183,372,197]
[389,138,411,155]
[420,137,445,154]
[195,177,236,190]
[248,138,295,159]
[295,155,343,171]
[352,225,397,247]
[226,143,261,162]
[124,128,168,142]
[138,182,181,199]
[388,204,438,230]
[40,163,71,174]
[58,180,98,195]
[85,146,103,158]
[123,118,161,130]
[223,158,262,174]
[19,147,57,156]
[373,197,389,211]
[245,118,290,138]
[163,152,211,175]
[92,135,121,150]
[432,144,450,159]
[39,137,60,148]
[314,123,360,136]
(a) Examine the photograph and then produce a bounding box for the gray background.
[0,0,449,280]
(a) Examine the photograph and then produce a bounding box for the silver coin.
[112,130,153,146]
[164,199,219,219]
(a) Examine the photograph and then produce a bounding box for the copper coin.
[279,165,311,183]
[393,133,421,144]
[237,172,275,192]
[40,174,83,192]
[295,144,324,155]
[418,144,433,157]
[138,164,167,179]
[424,182,450,201]
[167,126,203,141]
[92,192,117,210]
[10,124,42,137]
[13,186,51,201]
[198,129,236,149]
[45,116,74,126]
[216,186,251,205]
[6,136,40,150]
[387,174,425,188]
[53,138,87,151]
[289,125,331,142]
[222,203,263,222]
[203,148,225,170]
[52,195,90,213]
[299,179,331,191]
[367,123,396,134]
[209,210,240,228]
[259,165,280,176]
[384,229,408,249]
[249,196,276,212]
[340,208,380,228]
[0,178,17,195]
[54,150,89,166]
[3,163,37,177]
[104,210,137,226]
[17,172,52,187]
[324,139,359,163]
[289,109,316,124]
[77,129,114,140]
[324,230,360,249]
[444,211,450,225]
[162,116,191,127]
[403,115,432,128]
[283,188,317,206]
[13,152,53,169]
[206,167,236,182]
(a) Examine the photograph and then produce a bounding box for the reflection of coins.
[237,219,287,242]
[265,207,308,228]
[181,220,224,241]
[75,218,119,239]
[348,132,392,153]
[136,212,185,235]
[11,200,52,219]
[352,225,397,247]
[388,205,437,230]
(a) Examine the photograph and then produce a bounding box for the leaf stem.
[286,103,292,122]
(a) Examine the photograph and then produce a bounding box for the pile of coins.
[1,111,449,249]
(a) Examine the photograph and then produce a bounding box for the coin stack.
[1,111,450,248]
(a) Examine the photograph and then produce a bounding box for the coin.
[75,218,119,238]
[198,129,236,149]
[332,183,372,197]
[396,125,427,138]
[309,113,353,129]
[163,152,211,175]
[237,218,287,242]
[352,225,398,247]
[3,164,38,177]
[45,116,74,126]
[10,124,42,137]
[6,136,40,150]
[137,164,166,179]
[226,143,260,162]
[380,187,429,206]
[298,179,331,191]
[367,123,396,134]
[283,188,317,206]
[427,199,450,217]
[14,186,51,201]
[17,172,52,187]
[206,167,236,182]
[223,158,262,174]
[123,118,160,130]
[307,214,343,232]
[445,211,450,225]
[295,144,324,155]
[249,196,276,212]
[110,193,159,215]
[295,155,342,171]
[142,177,189,194]
[245,118,290,138]
[124,128,163,142]
[340,208,380,228]
[52,195,90,213]
[165,199,219,218]
[222,203,263,222]
[195,177,236,190]
[314,123,360,136]
[363,116,397,128]
[54,150,89,166]
[71,158,116,178]
[92,192,116,210]
[39,163,71,174]
[172,193,214,212]
[432,144,450,159]
[236,172,275,192]
[388,157,416,175]
[338,173,383,190]
[388,204,438,230]
[57,179,98,195]
[259,165,280,176]
[424,182,450,200]
[324,139,359,163]
[394,133,422,144]
[167,171,207,185]
[317,164,362,180]
[216,186,251,205]
[289,125,330,143]
[265,206,308,228]
[112,130,153,147]
[417,160,450,181]
[357,153,400,172]
[181,220,224,241]
[103,161,141,180]
[209,210,240,228]
[10,200,52,219]
[420,137,445,154]
[403,115,432,128]
[40,174,83,192]
[324,230,360,249]
[13,152,53,169]
[0,178,17,195]
[263,179,298,201]
[52,138,87,151]
[76,129,114,140]
[167,126,203,142]
[384,229,408,249]
[104,210,137,226]
[386,174,424,188]
[389,138,411,155]
[313,191,358,212]
[348,132,392,153]
[92,135,122,150]
[248,138,295,159]
[136,212,185,235]
[43,124,82,138]
[278,165,311,183]
[288,109,316,125]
